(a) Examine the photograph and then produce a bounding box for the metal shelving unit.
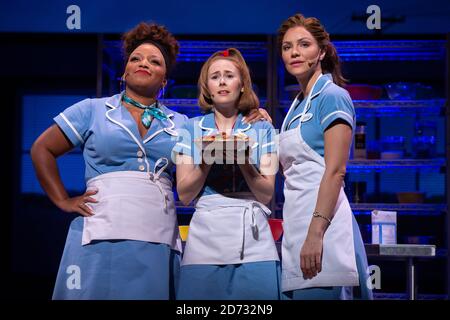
[347,158,446,171]
[373,293,447,300]
[275,203,446,217]
[351,203,447,216]
[279,99,446,117]
[333,40,446,62]
[103,40,268,63]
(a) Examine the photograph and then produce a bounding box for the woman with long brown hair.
[277,13,372,299]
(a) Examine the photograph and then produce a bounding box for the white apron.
[181,194,280,265]
[82,159,180,251]
[279,75,359,292]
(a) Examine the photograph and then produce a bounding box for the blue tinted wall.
[1,0,450,34]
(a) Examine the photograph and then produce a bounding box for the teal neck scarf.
[122,93,167,128]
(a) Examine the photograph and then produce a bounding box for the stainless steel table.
[365,244,436,300]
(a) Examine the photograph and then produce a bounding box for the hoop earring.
[119,77,126,92]
[158,86,166,99]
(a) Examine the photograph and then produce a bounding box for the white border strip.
[175,143,191,150]
[59,113,84,144]
[105,109,146,157]
[321,110,354,127]
[261,141,275,149]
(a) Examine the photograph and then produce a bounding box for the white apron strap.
[209,201,270,260]
[150,157,170,212]
[239,202,271,260]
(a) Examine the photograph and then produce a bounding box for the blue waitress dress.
[52,91,187,299]
[174,112,282,300]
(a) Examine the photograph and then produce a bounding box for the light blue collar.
[198,112,251,135]
[309,73,333,99]
[105,92,178,144]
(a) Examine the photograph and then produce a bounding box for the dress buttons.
[138,158,143,163]
[139,165,145,171]
[137,150,143,157]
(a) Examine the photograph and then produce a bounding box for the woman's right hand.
[56,189,99,217]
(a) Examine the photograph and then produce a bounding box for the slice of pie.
[197,132,249,142]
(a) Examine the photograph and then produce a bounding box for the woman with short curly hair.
[32,22,185,300]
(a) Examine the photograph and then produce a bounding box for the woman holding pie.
[173,48,281,300]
